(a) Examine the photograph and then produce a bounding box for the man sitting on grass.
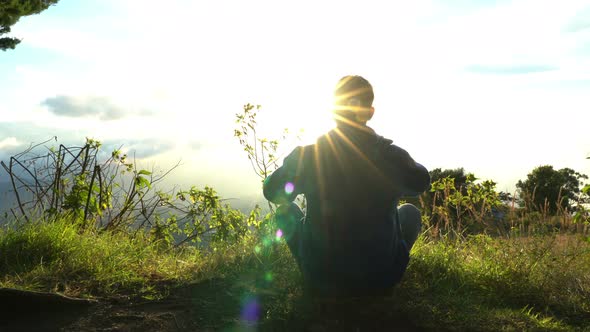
[263,75,430,296]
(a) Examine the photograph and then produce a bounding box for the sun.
[255,94,336,149]
[292,107,335,145]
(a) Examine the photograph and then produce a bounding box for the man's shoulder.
[293,136,328,155]
[370,133,403,154]
[287,136,336,165]
[283,144,313,165]
[287,144,314,156]
[369,134,415,166]
[374,134,394,149]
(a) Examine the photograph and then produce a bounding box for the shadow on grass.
[178,248,590,332]
[173,276,422,331]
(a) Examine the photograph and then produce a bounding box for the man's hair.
[334,75,374,109]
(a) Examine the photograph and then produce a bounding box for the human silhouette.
[263,75,430,296]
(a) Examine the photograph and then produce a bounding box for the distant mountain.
[0,179,270,224]
[0,180,35,219]
[222,193,270,214]
[0,181,15,214]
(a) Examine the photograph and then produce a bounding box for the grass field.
[1,215,589,331]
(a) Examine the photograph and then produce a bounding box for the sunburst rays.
[331,127,393,187]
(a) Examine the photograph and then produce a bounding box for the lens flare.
[284,182,295,194]
[276,229,283,240]
[264,272,273,282]
[240,296,261,323]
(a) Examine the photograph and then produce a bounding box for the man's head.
[333,75,375,125]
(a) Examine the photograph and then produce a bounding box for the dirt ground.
[0,280,421,332]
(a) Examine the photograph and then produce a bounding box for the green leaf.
[138,170,152,176]
[135,176,151,189]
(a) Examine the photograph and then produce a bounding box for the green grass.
[395,234,590,330]
[0,217,202,298]
[168,231,590,331]
[1,217,589,331]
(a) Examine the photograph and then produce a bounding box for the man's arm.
[387,145,430,196]
[263,146,304,205]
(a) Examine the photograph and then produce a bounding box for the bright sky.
[1,0,589,199]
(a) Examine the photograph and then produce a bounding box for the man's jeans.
[275,202,422,278]
[397,203,422,251]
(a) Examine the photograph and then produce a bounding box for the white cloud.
[41,95,126,120]
[107,139,178,159]
[0,137,21,150]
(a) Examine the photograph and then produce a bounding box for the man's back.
[264,122,430,293]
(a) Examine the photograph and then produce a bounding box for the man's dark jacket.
[263,123,430,292]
